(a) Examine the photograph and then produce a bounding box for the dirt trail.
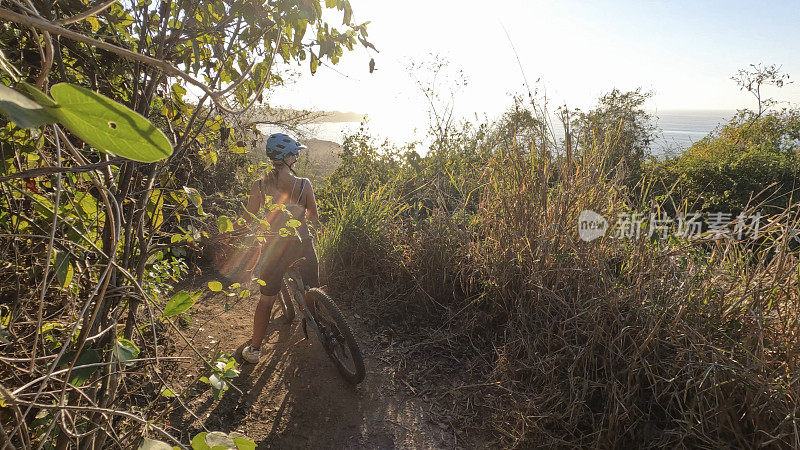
[168,274,453,449]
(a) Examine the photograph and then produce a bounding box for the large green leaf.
[49,83,173,163]
[20,81,58,107]
[57,348,100,387]
[0,83,57,128]
[163,290,201,317]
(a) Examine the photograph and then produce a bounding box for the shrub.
[650,109,800,215]
[316,103,800,447]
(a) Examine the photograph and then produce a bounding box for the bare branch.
[53,0,117,26]
[0,7,220,104]
[0,158,124,182]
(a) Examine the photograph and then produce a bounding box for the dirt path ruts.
[167,274,452,449]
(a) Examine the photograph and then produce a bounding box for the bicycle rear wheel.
[306,288,365,384]
[277,277,296,323]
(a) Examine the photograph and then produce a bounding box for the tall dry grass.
[317,116,800,447]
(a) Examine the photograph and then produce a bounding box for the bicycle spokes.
[317,309,357,372]
[301,288,365,384]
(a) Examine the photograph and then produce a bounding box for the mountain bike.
[279,257,365,385]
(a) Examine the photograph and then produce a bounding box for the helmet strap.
[283,155,298,176]
[275,158,298,177]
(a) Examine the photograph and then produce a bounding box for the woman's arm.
[302,179,320,229]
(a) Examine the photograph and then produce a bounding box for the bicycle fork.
[288,272,317,341]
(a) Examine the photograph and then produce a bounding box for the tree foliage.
[649,108,800,215]
[0,0,371,447]
[573,88,657,183]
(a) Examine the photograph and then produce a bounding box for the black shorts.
[256,237,319,296]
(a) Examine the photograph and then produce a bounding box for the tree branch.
[0,158,124,182]
[0,7,221,104]
[53,0,117,26]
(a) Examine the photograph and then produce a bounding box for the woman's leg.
[249,239,288,351]
[250,294,277,348]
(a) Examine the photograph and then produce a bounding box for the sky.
[265,0,800,144]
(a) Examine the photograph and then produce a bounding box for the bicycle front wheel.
[306,288,365,384]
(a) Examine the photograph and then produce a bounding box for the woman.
[241,133,320,364]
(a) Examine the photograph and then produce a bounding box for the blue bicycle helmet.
[265,133,306,160]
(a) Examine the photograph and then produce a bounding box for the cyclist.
[242,133,320,364]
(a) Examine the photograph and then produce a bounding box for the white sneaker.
[242,345,260,364]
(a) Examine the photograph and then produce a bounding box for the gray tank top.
[259,177,310,238]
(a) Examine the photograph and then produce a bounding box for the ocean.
[654,110,734,156]
[277,110,736,157]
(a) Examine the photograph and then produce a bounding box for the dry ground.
[165,274,461,449]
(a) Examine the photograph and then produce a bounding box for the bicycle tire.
[306,288,365,384]
[278,277,296,323]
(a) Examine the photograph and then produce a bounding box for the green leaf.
[190,433,211,450]
[208,373,228,397]
[114,337,140,366]
[204,432,235,448]
[54,251,74,288]
[163,290,200,317]
[342,1,352,24]
[0,326,11,345]
[57,348,100,387]
[286,219,301,228]
[19,81,57,107]
[49,83,173,163]
[183,186,203,207]
[0,83,57,128]
[160,385,177,397]
[208,281,223,292]
[232,437,256,450]
[172,83,187,99]
[216,215,233,233]
[139,438,173,450]
[86,16,100,32]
